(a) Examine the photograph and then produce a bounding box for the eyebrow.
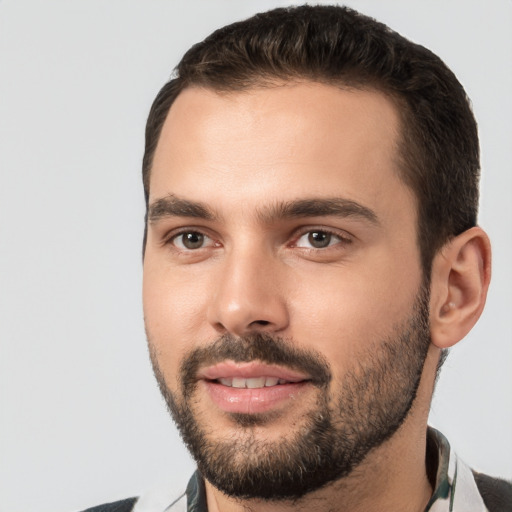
[147,195,379,225]
[261,198,379,225]
[148,195,216,222]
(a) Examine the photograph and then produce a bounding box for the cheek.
[287,253,421,364]
[143,259,212,378]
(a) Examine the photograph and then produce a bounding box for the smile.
[198,362,312,414]
[217,377,297,388]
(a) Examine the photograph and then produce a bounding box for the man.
[84,5,511,512]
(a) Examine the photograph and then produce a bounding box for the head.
[142,5,490,503]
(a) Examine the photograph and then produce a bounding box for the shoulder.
[473,471,512,512]
[79,497,138,512]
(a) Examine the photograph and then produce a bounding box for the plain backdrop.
[0,1,511,511]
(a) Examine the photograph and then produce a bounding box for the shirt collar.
[185,471,207,512]
[425,427,488,511]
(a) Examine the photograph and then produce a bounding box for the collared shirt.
[132,428,493,512]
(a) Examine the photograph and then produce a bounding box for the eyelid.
[290,226,353,248]
[159,225,353,252]
[162,227,220,250]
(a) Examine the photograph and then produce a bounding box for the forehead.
[150,82,414,222]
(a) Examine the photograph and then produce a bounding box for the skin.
[143,82,491,512]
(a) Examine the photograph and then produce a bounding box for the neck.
[204,345,440,512]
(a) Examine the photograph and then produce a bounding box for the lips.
[197,361,311,414]
[199,361,309,384]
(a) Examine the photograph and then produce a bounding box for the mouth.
[216,376,297,388]
[197,361,312,415]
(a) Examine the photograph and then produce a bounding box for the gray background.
[0,1,510,511]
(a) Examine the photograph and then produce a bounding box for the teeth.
[246,377,266,389]
[217,377,288,388]
[232,377,246,388]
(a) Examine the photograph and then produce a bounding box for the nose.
[207,247,289,337]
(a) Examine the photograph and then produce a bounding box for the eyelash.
[164,227,352,253]
[164,229,217,251]
[291,228,352,250]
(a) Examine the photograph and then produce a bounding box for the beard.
[147,283,431,501]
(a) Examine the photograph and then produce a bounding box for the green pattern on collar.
[425,427,454,509]
[186,471,207,512]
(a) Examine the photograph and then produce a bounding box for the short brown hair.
[142,5,479,273]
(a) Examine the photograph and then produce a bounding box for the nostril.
[251,320,270,327]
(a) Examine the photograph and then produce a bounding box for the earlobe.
[429,227,491,348]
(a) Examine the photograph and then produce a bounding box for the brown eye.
[308,231,332,248]
[173,232,207,250]
[295,229,350,250]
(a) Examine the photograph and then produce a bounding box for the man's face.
[143,83,429,499]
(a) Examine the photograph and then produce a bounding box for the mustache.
[180,333,332,397]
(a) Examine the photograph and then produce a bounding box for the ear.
[429,227,491,348]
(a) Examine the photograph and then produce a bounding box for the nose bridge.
[208,240,288,336]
